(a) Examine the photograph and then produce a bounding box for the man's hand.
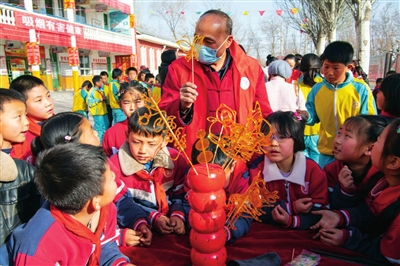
[179,82,198,111]
[124,229,141,247]
[170,216,185,235]
[294,198,313,214]
[319,228,344,246]
[338,166,355,191]
[154,215,174,234]
[137,224,153,246]
[272,205,290,226]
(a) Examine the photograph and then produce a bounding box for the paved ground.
[50,90,74,113]
[50,89,93,124]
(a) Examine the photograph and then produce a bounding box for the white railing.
[0,6,16,26]
[83,27,132,46]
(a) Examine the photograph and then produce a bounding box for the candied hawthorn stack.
[187,164,227,266]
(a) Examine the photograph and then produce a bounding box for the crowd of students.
[1,21,400,266]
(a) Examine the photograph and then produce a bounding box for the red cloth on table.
[120,222,366,266]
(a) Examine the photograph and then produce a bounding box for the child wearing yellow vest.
[87,75,109,143]
[72,80,92,119]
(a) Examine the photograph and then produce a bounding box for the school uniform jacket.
[72,88,88,112]
[249,152,329,229]
[335,177,400,265]
[306,73,377,155]
[87,87,107,116]
[1,202,130,266]
[108,80,120,109]
[110,142,187,226]
[102,119,128,157]
[159,40,272,157]
[324,160,383,210]
[108,159,150,231]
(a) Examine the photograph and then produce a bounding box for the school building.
[0,0,179,91]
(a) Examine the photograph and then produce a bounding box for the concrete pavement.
[50,89,93,124]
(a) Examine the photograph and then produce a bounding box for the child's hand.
[319,228,344,246]
[310,210,340,239]
[338,166,355,191]
[170,216,185,235]
[124,229,141,247]
[272,205,290,226]
[294,198,313,214]
[154,215,174,234]
[137,224,152,246]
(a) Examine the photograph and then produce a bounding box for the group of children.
[72,67,162,144]
[1,40,400,265]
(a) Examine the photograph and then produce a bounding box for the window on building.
[79,55,91,76]
[75,6,86,24]
[103,13,109,30]
[44,0,53,15]
[54,0,65,18]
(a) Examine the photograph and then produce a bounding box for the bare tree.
[150,0,189,40]
[370,3,400,56]
[260,17,282,56]
[275,0,325,54]
[344,0,375,74]
[275,0,347,55]
[312,0,347,42]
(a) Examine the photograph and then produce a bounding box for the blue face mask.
[198,37,229,65]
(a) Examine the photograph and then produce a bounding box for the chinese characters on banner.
[115,55,133,74]
[26,42,40,65]
[68,47,79,66]
[130,54,136,68]
[16,12,83,36]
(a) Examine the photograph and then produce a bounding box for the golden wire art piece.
[225,172,279,230]
[207,102,273,165]
[176,35,205,84]
[176,35,205,62]
[139,93,198,174]
[193,130,214,176]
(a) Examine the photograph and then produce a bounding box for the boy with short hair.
[100,71,113,126]
[9,75,54,161]
[0,89,40,244]
[110,106,187,235]
[144,73,155,86]
[87,75,109,143]
[0,143,133,265]
[108,68,126,124]
[126,67,138,82]
[305,41,377,168]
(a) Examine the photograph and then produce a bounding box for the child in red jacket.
[103,81,147,157]
[324,115,387,210]
[312,118,400,265]
[10,75,54,162]
[1,144,133,265]
[110,106,188,235]
[249,111,328,229]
